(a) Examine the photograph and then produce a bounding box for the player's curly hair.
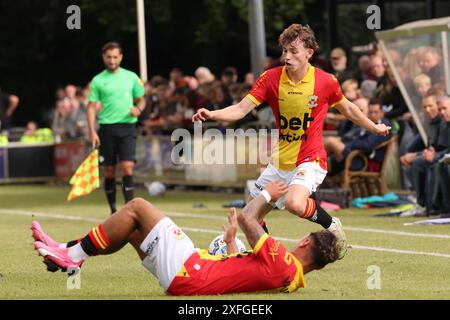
[309,230,340,269]
[279,24,319,51]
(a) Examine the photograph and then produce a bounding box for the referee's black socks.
[104,178,117,214]
[122,175,134,203]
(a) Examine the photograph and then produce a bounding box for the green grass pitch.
[1,184,449,299]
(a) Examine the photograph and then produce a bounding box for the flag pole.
[137,0,148,82]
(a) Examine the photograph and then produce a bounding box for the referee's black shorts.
[98,123,137,166]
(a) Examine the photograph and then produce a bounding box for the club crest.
[308,95,318,108]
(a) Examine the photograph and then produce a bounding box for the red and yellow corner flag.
[67,150,100,201]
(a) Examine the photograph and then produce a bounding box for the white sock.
[58,243,67,249]
[68,243,89,262]
[327,217,337,231]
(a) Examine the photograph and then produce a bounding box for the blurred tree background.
[0,0,448,126]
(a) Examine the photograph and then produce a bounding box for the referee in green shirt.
[87,42,145,214]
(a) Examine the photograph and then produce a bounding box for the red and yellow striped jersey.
[167,234,305,296]
[247,65,344,171]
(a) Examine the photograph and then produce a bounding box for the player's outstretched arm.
[223,208,239,254]
[192,96,257,123]
[238,181,288,248]
[335,98,391,136]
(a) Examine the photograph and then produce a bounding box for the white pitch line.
[167,212,450,240]
[2,208,450,239]
[1,208,450,259]
[343,226,450,239]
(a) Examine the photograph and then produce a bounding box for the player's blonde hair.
[279,24,319,51]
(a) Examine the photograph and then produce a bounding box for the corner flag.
[67,150,100,201]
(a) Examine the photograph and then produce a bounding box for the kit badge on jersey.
[308,95,318,108]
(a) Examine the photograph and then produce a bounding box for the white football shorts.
[250,162,327,209]
[140,217,196,291]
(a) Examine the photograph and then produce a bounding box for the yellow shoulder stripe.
[253,233,269,254]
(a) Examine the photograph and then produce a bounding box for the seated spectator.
[339,98,370,140]
[324,97,370,152]
[359,80,378,99]
[354,55,373,85]
[342,79,359,102]
[418,46,444,85]
[400,93,442,188]
[437,96,450,214]
[414,74,432,99]
[381,69,409,119]
[370,55,387,84]
[325,79,359,130]
[326,99,392,176]
[0,87,20,132]
[330,47,353,84]
[20,121,54,144]
[408,95,450,215]
[402,48,423,94]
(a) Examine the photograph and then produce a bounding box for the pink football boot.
[34,241,83,272]
[31,221,61,248]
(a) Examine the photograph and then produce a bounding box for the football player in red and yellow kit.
[193,24,391,259]
[32,181,340,295]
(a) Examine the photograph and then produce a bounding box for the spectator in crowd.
[324,97,370,153]
[221,66,238,104]
[169,68,188,90]
[51,86,88,141]
[414,74,432,99]
[262,56,282,71]
[400,93,442,189]
[326,99,392,176]
[244,72,255,86]
[379,69,409,119]
[0,87,20,132]
[418,47,444,85]
[402,48,423,93]
[341,79,359,102]
[407,95,450,215]
[20,121,54,144]
[206,81,230,112]
[325,79,359,131]
[221,66,238,88]
[330,47,352,83]
[437,96,450,214]
[195,66,215,86]
[354,55,373,85]
[143,83,183,135]
[371,55,387,84]
[359,79,378,99]
[410,73,432,112]
[184,75,200,91]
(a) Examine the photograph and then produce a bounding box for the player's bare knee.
[285,198,306,217]
[128,197,148,209]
